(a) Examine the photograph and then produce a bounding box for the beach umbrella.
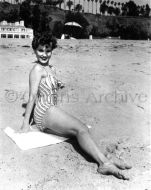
[64,22,83,39]
[65,22,82,28]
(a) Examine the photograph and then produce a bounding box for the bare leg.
[76,129,129,180]
[42,107,130,180]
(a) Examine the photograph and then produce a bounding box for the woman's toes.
[106,153,132,170]
[111,168,129,180]
[116,171,129,180]
[123,163,132,170]
[114,161,132,170]
[97,163,129,180]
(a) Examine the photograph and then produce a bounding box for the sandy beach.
[0,38,151,190]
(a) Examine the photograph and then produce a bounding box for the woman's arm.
[21,65,42,132]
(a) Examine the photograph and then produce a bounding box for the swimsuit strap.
[42,65,57,89]
[43,65,56,77]
[42,65,50,75]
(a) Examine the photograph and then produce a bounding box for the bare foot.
[105,153,132,170]
[97,163,129,180]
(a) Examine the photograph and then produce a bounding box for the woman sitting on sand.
[21,32,131,180]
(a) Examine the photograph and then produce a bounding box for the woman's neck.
[37,61,48,67]
[37,61,53,68]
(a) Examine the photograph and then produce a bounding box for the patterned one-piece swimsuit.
[34,66,58,131]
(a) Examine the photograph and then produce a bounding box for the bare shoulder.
[31,64,43,73]
[29,64,44,81]
[30,64,44,76]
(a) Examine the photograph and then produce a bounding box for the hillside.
[0,2,151,39]
[86,14,151,39]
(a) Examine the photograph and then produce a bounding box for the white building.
[0,20,33,39]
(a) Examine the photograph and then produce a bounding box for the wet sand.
[0,39,151,189]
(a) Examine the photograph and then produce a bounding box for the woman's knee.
[75,126,89,137]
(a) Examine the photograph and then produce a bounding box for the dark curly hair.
[32,32,57,50]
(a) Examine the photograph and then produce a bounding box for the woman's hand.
[18,121,31,133]
[57,80,65,89]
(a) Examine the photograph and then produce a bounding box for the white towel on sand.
[4,125,92,150]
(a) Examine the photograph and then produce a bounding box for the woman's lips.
[40,57,47,61]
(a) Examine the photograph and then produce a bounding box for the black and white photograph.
[0,0,151,189]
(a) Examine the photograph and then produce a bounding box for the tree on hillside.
[108,5,114,15]
[58,0,63,9]
[91,0,94,14]
[82,0,85,12]
[46,0,51,5]
[73,0,75,11]
[111,2,120,16]
[32,0,42,4]
[20,0,31,26]
[144,4,150,17]
[140,5,145,16]
[46,0,58,6]
[32,4,41,34]
[38,12,50,32]
[99,0,102,8]
[100,1,107,15]
[75,3,82,12]
[121,3,127,16]
[137,5,141,16]
[117,2,121,15]
[119,23,148,40]
[107,0,110,5]
[99,0,102,14]
[87,0,90,13]
[111,1,114,5]
[126,0,138,16]
[7,8,19,22]
[66,0,73,10]
[114,6,120,15]
[95,0,98,14]
[64,0,67,10]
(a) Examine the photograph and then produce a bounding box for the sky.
[4,0,151,6]
[113,0,150,6]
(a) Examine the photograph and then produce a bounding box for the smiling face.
[35,44,52,66]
